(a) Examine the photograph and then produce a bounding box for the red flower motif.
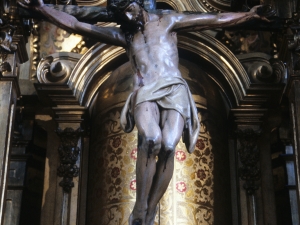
[111,167,120,178]
[131,148,138,160]
[112,137,121,148]
[176,181,187,193]
[197,169,206,180]
[130,179,136,190]
[196,139,205,150]
[175,150,186,161]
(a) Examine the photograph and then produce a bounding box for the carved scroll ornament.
[237,53,285,84]
[0,24,16,76]
[37,52,81,84]
[56,127,83,192]
[236,128,261,195]
[250,58,285,83]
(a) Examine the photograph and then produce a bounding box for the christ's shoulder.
[148,10,181,26]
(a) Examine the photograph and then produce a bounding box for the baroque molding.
[56,127,83,192]
[75,0,106,6]
[288,32,300,53]
[0,25,17,77]
[0,9,28,90]
[37,52,82,84]
[71,40,88,54]
[236,128,261,195]
[57,0,72,4]
[30,19,40,81]
[0,25,17,53]
[237,53,285,84]
[159,0,231,12]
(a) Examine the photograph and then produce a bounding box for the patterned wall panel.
[87,107,138,224]
[159,116,214,225]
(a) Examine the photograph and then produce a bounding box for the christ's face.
[121,2,144,24]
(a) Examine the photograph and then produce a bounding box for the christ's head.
[107,0,146,26]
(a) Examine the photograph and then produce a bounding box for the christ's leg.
[129,101,161,225]
[145,109,184,225]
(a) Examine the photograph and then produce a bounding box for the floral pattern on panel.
[111,167,120,178]
[130,179,137,191]
[175,150,186,161]
[192,135,214,212]
[112,136,121,148]
[160,114,214,225]
[96,110,123,139]
[197,169,206,180]
[130,148,138,160]
[196,139,206,150]
[176,181,187,193]
[89,108,138,225]
[90,108,216,225]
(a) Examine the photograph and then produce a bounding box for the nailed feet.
[132,219,142,225]
[129,213,143,225]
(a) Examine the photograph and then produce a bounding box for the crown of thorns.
[107,0,144,13]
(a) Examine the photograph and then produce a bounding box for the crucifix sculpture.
[18,0,273,224]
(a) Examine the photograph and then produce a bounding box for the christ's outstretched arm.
[172,5,272,32]
[18,0,127,47]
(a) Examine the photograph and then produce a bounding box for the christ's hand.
[250,5,275,22]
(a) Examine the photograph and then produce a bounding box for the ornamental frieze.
[236,128,261,195]
[56,127,83,192]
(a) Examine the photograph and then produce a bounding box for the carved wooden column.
[231,113,280,225]
[236,128,261,225]
[52,107,86,225]
[0,2,28,223]
[0,58,18,225]
[35,51,88,225]
[230,53,286,225]
[285,21,300,224]
[230,110,264,225]
[288,80,300,223]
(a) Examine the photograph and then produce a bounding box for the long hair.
[107,0,144,18]
[107,0,146,45]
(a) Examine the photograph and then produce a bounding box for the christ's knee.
[159,143,176,171]
[138,135,162,158]
[160,144,176,158]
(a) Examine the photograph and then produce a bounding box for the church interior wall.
[0,0,299,224]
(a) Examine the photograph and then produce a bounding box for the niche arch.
[68,32,247,224]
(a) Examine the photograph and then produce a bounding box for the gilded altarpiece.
[2,0,293,224]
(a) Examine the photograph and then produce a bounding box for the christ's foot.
[145,206,158,225]
[129,213,143,225]
[132,219,142,225]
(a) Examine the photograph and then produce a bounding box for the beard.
[119,9,146,44]
[122,9,145,31]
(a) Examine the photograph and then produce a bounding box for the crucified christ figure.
[19,0,271,224]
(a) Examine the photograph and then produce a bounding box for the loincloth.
[120,76,200,153]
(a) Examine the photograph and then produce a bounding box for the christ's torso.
[127,13,181,90]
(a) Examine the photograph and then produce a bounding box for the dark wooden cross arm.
[18,1,127,47]
[18,4,113,23]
